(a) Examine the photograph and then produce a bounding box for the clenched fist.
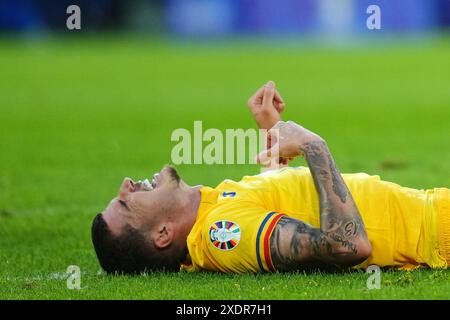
[256,120,325,166]
[247,81,285,130]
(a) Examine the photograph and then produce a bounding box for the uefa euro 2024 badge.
[209,221,241,251]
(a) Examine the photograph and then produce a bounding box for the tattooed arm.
[257,121,372,270]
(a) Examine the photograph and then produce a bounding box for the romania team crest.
[209,220,241,251]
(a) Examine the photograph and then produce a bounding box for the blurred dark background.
[1,0,450,38]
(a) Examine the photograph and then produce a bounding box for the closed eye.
[118,199,129,211]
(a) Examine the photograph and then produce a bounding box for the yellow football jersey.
[182,167,449,273]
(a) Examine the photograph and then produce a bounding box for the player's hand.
[256,120,324,166]
[247,80,285,130]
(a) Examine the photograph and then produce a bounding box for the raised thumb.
[262,81,276,108]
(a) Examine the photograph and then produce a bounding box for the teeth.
[142,179,153,191]
[151,175,157,188]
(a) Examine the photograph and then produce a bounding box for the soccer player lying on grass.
[91,81,450,274]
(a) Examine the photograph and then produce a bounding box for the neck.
[175,184,202,257]
[185,185,202,225]
[176,182,202,226]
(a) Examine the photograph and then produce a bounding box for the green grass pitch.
[0,37,449,299]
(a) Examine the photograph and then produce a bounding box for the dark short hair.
[91,213,182,274]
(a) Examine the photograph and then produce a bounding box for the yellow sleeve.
[199,200,285,273]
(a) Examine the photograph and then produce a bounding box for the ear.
[153,224,173,249]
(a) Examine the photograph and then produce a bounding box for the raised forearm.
[264,121,372,269]
[300,139,370,260]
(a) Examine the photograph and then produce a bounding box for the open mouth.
[136,174,159,192]
[142,179,153,191]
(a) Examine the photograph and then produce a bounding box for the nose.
[118,177,135,199]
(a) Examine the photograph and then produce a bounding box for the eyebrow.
[117,199,130,211]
